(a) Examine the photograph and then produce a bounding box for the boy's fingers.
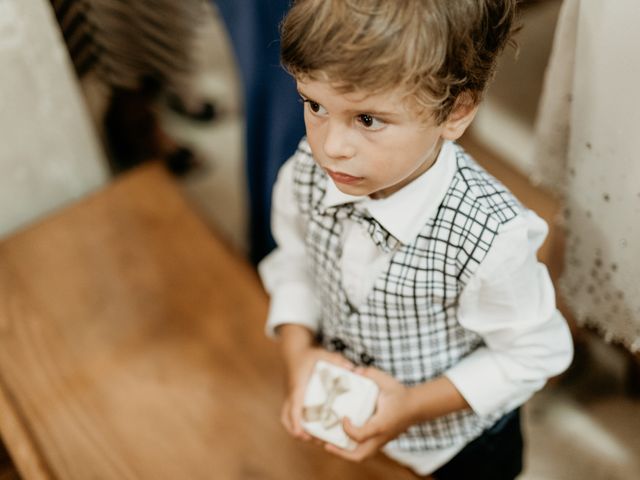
[338,360,354,370]
[324,443,356,461]
[354,366,386,382]
[291,398,312,441]
[324,355,354,371]
[281,398,309,440]
[324,440,377,463]
[353,366,373,376]
[324,443,360,461]
[281,402,294,435]
[342,417,380,443]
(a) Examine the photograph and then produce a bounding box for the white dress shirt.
[259,141,574,475]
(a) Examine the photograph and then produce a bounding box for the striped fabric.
[51,0,97,77]
[50,0,205,91]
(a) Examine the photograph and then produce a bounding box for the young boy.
[258,1,574,478]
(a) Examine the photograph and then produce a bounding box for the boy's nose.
[322,121,355,160]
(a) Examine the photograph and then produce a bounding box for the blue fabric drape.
[215,0,305,264]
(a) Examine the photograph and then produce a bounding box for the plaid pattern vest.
[292,140,522,451]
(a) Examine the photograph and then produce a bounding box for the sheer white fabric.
[531,0,640,351]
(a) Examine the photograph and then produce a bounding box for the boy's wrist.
[404,385,432,425]
[276,323,316,367]
[405,376,472,425]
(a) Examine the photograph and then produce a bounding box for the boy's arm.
[444,210,574,417]
[258,155,320,337]
[259,153,355,441]
[258,156,319,440]
[332,210,573,462]
[277,323,316,441]
[277,323,356,441]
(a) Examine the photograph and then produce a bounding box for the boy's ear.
[441,96,479,141]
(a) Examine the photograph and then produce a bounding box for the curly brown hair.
[281,0,518,124]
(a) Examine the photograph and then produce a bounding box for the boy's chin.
[333,182,398,200]
[332,181,371,198]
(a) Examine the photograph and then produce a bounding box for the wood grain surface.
[0,164,420,479]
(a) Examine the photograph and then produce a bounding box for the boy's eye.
[357,114,385,130]
[302,99,327,115]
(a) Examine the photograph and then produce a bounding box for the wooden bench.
[0,164,420,479]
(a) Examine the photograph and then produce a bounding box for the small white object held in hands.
[301,360,379,450]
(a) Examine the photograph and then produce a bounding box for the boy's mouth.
[325,168,364,185]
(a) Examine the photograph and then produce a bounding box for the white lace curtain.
[532,0,640,352]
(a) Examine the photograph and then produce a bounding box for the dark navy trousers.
[433,409,523,480]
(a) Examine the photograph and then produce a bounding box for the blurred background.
[0,0,639,478]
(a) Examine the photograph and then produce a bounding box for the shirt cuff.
[444,347,541,417]
[265,284,320,338]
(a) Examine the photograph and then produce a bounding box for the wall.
[0,0,107,238]
[470,0,563,177]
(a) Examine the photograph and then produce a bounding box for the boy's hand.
[281,346,354,442]
[325,366,416,463]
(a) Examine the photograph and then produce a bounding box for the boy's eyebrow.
[346,107,399,118]
[296,88,400,118]
[296,88,311,99]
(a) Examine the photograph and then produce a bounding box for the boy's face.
[297,77,472,199]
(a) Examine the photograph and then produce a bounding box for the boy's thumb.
[342,416,379,443]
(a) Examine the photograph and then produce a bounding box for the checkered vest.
[292,139,523,451]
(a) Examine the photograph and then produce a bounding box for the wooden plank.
[0,164,419,479]
[0,381,49,480]
[0,440,22,480]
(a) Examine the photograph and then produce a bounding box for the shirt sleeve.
[444,210,574,417]
[257,153,321,338]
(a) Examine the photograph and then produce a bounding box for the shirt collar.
[322,140,458,245]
